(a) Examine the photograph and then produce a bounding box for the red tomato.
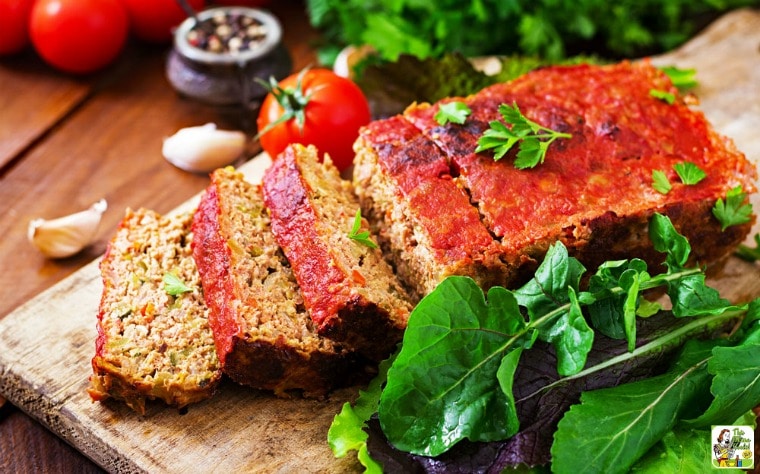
[213,0,271,6]
[0,0,34,55]
[29,0,129,74]
[256,69,371,171]
[121,0,205,44]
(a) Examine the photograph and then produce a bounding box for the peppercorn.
[186,11,268,55]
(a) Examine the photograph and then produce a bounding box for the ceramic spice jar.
[166,6,292,108]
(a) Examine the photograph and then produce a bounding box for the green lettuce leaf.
[378,276,528,456]
[551,339,717,474]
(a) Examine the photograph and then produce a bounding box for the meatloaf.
[263,144,413,361]
[357,60,756,295]
[88,209,221,414]
[353,116,511,298]
[192,166,362,396]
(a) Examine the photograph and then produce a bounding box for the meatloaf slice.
[263,144,413,361]
[403,60,756,281]
[353,115,511,298]
[88,209,221,415]
[192,166,361,397]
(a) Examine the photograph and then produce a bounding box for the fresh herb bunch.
[306,0,756,64]
[328,213,760,472]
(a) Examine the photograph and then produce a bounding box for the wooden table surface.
[0,2,317,472]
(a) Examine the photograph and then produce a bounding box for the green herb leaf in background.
[306,0,755,64]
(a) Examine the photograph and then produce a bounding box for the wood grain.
[0,7,759,474]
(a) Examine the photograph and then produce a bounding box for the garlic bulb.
[28,199,108,259]
[163,123,247,173]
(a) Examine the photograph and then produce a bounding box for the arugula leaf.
[378,276,528,456]
[685,315,760,427]
[348,209,378,249]
[666,273,741,318]
[652,169,671,194]
[514,243,593,374]
[735,233,760,262]
[629,427,713,473]
[514,242,586,321]
[649,88,675,104]
[163,272,192,296]
[328,355,392,472]
[673,161,706,185]
[434,101,472,125]
[712,185,753,231]
[475,102,572,169]
[648,212,690,272]
[551,339,716,474]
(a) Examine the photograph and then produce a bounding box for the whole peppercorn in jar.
[166,6,291,108]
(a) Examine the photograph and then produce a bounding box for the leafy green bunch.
[328,213,760,472]
[306,0,757,64]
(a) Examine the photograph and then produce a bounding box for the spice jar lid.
[173,6,283,66]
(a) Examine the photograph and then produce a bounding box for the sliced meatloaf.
[262,144,413,361]
[89,209,221,415]
[372,60,755,291]
[353,116,511,298]
[192,166,362,396]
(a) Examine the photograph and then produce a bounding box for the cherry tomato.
[0,0,34,55]
[121,0,205,44]
[256,69,371,171]
[29,0,129,74]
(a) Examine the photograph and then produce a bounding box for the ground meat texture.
[192,166,363,397]
[399,60,755,287]
[88,209,222,415]
[263,144,414,361]
[353,116,511,298]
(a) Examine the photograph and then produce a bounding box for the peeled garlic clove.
[163,123,246,173]
[28,199,107,259]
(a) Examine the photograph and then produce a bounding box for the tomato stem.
[255,67,313,140]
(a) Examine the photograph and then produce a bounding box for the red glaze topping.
[404,61,756,252]
[262,146,355,329]
[360,115,498,261]
[191,180,238,365]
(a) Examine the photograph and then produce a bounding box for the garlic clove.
[28,199,108,259]
[162,123,247,173]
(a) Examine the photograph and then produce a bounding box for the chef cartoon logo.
[712,425,754,469]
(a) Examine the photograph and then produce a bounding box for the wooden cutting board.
[2,9,760,473]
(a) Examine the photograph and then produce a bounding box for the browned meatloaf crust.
[263,144,413,361]
[192,166,363,397]
[89,209,222,415]
[358,60,756,295]
[353,115,511,298]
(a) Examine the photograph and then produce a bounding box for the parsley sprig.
[712,185,753,231]
[475,102,572,169]
[348,209,378,249]
[434,101,472,125]
[163,272,192,296]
